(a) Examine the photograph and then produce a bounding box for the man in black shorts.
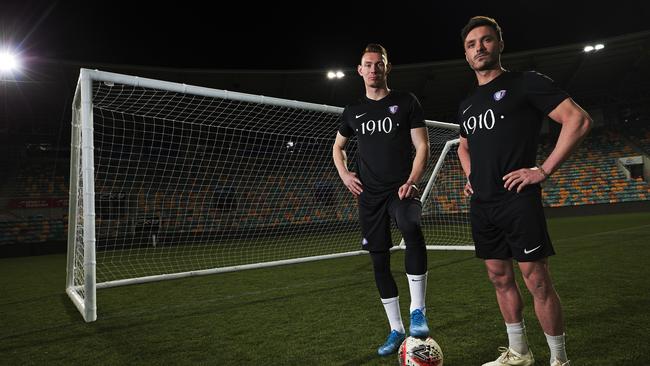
[332,44,431,356]
[457,17,592,366]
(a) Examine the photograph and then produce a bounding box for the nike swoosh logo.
[524,245,542,254]
[355,113,367,119]
[462,104,472,115]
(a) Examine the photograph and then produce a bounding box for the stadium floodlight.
[584,43,605,53]
[327,70,345,79]
[0,50,19,73]
[67,69,471,322]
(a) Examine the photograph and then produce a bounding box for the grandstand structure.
[540,129,650,207]
[1,30,649,257]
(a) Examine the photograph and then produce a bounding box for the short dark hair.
[361,43,388,62]
[460,16,503,44]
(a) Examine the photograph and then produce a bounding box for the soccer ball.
[398,336,443,366]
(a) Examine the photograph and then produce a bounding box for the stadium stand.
[623,119,650,155]
[540,129,650,207]
[0,158,69,246]
[2,126,649,248]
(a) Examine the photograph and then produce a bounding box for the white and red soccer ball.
[398,336,443,366]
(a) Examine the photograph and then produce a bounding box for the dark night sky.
[3,1,650,71]
[1,0,650,138]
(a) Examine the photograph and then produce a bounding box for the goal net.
[66,69,471,322]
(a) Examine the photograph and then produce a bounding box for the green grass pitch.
[1,212,649,365]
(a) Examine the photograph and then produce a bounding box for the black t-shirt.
[458,71,569,204]
[339,90,426,195]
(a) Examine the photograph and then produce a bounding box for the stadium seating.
[623,120,650,155]
[0,158,69,245]
[0,214,67,245]
[2,128,649,245]
[540,129,650,207]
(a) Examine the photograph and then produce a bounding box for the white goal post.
[66,69,471,322]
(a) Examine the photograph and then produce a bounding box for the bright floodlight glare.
[335,71,345,78]
[583,45,594,52]
[0,51,19,72]
[327,71,336,79]
[594,43,605,50]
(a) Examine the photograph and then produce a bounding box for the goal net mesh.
[72,78,470,286]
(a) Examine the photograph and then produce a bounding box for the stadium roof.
[2,30,650,138]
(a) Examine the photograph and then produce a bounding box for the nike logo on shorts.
[524,245,542,254]
[355,112,367,119]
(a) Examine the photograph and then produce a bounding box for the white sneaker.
[551,359,571,366]
[482,347,535,366]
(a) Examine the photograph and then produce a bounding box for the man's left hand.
[398,181,419,200]
[503,167,547,192]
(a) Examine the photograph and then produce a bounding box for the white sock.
[545,332,568,363]
[506,320,529,354]
[406,272,427,314]
[381,296,405,334]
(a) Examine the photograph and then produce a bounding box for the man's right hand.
[341,171,363,197]
[463,180,474,197]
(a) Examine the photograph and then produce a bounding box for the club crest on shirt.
[493,90,507,101]
[388,105,399,114]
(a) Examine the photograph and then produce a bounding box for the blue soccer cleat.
[409,309,430,338]
[377,329,406,356]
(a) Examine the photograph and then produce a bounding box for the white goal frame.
[66,69,471,322]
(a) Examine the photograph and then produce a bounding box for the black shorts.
[470,191,555,262]
[358,191,422,252]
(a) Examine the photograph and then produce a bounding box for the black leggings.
[370,244,427,299]
[369,196,427,298]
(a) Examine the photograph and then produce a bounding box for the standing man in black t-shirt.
[332,44,431,357]
[457,17,592,366]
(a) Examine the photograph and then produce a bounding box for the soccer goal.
[66,69,471,322]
